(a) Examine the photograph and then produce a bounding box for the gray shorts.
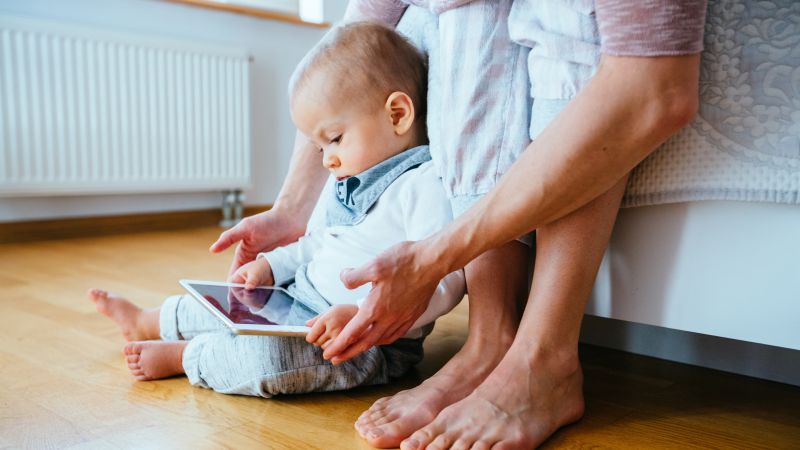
[159,294,426,398]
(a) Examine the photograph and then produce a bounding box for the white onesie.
[262,161,466,338]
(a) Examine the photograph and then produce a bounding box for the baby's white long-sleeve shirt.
[261,161,466,338]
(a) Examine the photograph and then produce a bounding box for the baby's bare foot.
[87,288,155,341]
[123,341,188,381]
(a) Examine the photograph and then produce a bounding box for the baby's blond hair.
[289,22,427,125]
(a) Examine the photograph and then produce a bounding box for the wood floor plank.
[2,226,799,449]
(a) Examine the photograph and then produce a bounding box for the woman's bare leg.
[356,240,530,448]
[401,175,629,450]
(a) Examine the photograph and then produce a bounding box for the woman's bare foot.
[123,340,188,381]
[400,345,585,450]
[87,288,159,341]
[356,241,529,449]
[355,334,513,448]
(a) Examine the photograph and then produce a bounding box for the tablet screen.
[184,282,314,327]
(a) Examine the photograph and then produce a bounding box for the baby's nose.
[323,154,340,169]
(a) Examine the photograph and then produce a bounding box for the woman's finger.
[209,222,244,254]
[330,324,385,365]
[327,315,392,364]
[320,338,332,350]
[305,320,325,344]
[228,245,258,276]
[322,309,373,360]
[340,262,377,290]
[383,322,412,345]
[377,321,404,345]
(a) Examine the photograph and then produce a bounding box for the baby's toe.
[123,342,143,356]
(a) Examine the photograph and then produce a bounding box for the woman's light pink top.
[345,0,707,56]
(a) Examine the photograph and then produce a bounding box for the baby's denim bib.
[325,145,432,227]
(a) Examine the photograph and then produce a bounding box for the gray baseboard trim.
[580,315,800,387]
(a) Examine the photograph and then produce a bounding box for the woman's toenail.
[368,429,383,439]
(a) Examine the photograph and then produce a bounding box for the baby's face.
[291,85,405,181]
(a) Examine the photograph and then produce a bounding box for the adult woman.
[212,1,707,448]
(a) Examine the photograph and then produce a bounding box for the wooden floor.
[2,226,799,449]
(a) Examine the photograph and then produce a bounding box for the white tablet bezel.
[179,279,311,336]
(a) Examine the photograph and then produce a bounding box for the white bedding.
[623,0,800,208]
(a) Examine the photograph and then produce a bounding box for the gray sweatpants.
[159,294,426,398]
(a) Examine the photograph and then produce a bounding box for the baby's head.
[289,22,427,180]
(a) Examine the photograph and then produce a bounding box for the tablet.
[180,279,313,336]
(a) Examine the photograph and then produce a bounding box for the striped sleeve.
[344,0,408,25]
[596,0,708,56]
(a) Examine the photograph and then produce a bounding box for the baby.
[88,22,465,397]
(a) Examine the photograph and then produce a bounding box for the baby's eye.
[330,135,342,144]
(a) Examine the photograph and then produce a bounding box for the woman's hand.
[322,240,447,364]
[210,131,329,274]
[210,208,305,275]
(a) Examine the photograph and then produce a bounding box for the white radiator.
[0,15,251,197]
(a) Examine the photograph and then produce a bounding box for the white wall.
[0,0,346,222]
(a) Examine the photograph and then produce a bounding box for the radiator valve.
[220,189,244,228]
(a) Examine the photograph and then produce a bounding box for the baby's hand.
[305,305,359,350]
[228,257,274,289]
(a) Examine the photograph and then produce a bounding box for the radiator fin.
[0,16,251,196]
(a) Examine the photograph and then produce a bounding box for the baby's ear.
[385,91,415,136]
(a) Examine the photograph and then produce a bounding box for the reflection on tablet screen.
[188,283,312,327]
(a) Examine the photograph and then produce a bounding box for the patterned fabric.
[352,0,799,206]
[596,0,707,56]
[349,0,708,59]
[160,295,426,398]
[345,0,407,25]
[624,0,800,206]
[352,0,707,203]
[396,2,532,203]
[507,0,601,100]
